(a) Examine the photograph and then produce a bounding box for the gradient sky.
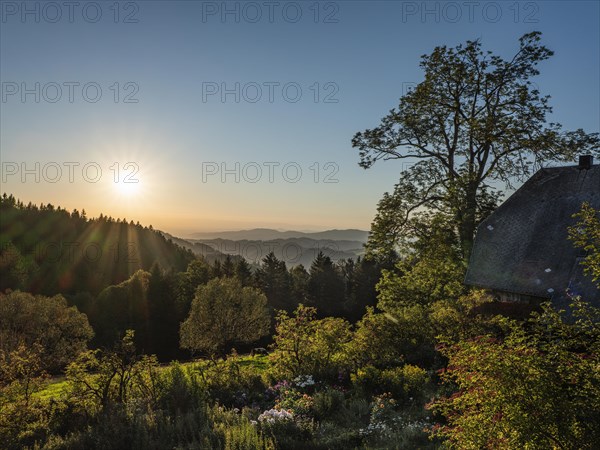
[1,0,599,237]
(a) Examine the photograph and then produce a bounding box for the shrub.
[351,364,428,402]
[196,355,270,409]
[429,300,600,449]
[156,363,206,413]
[269,305,353,382]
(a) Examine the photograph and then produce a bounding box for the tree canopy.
[180,277,271,358]
[0,291,93,373]
[353,32,599,262]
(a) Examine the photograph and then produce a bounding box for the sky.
[1,0,599,237]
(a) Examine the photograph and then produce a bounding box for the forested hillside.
[0,194,195,295]
[1,193,383,362]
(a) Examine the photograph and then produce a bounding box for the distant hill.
[160,231,242,264]
[0,194,195,295]
[185,236,366,267]
[189,228,369,242]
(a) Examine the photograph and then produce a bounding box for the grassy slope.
[34,355,270,400]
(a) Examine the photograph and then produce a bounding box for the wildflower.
[293,374,315,388]
[257,408,294,424]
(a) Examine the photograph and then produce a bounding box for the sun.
[114,180,141,197]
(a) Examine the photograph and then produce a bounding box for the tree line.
[72,250,383,362]
[0,193,195,296]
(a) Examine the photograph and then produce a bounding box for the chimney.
[579,155,593,170]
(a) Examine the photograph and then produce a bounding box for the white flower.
[257,408,294,423]
[293,374,315,388]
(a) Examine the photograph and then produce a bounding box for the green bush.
[195,355,270,409]
[269,305,353,382]
[351,364,428,402]
[311,388,345,421]
[156,363,206,413]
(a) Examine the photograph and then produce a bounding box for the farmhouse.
[465,155,600,310]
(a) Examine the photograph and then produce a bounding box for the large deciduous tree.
[353,32,599,262]
[180,277,270,358]
[0,291,93,373]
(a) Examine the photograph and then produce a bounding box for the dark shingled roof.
[465,162,600,308]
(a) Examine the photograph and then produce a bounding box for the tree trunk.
[459,186,478,263]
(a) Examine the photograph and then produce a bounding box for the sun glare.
[114,180,141,197]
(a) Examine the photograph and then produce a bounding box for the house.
[465,155,600,310]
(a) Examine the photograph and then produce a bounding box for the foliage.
[270,305,353,382]
[180,278,271,358]
[234,258,254,287]
[356,303,439,368]
[0,345,80,449]
[306,252,346,317]
[0,193,195,296]
[146,264,185,360]
[20,340,235,449]
[211,406,276,450]
[377,250,465,309]
[0,343,52,448]
[0,396,56,449]
[347,307,408,369]
[351,364,428,403]
[427,290,499,344]
[371,247,498,367]
[428,300,600,449]
[66,330,160,412]
[0,343,52,449]
[0,343,46,404]
[360,393,435,449]
[353,32,599,261]
[254,252,295,312]
[289,264,309,305]
[0,291,93,373]
[4,33,599,446]
[176,258,212,315]
[0,240,36,291]
[194,353,270,409]
[365,207,475,367]
[269,378,315,417]
[88,259,211,361]
[338,257,384,321]
[569,202,600,282]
